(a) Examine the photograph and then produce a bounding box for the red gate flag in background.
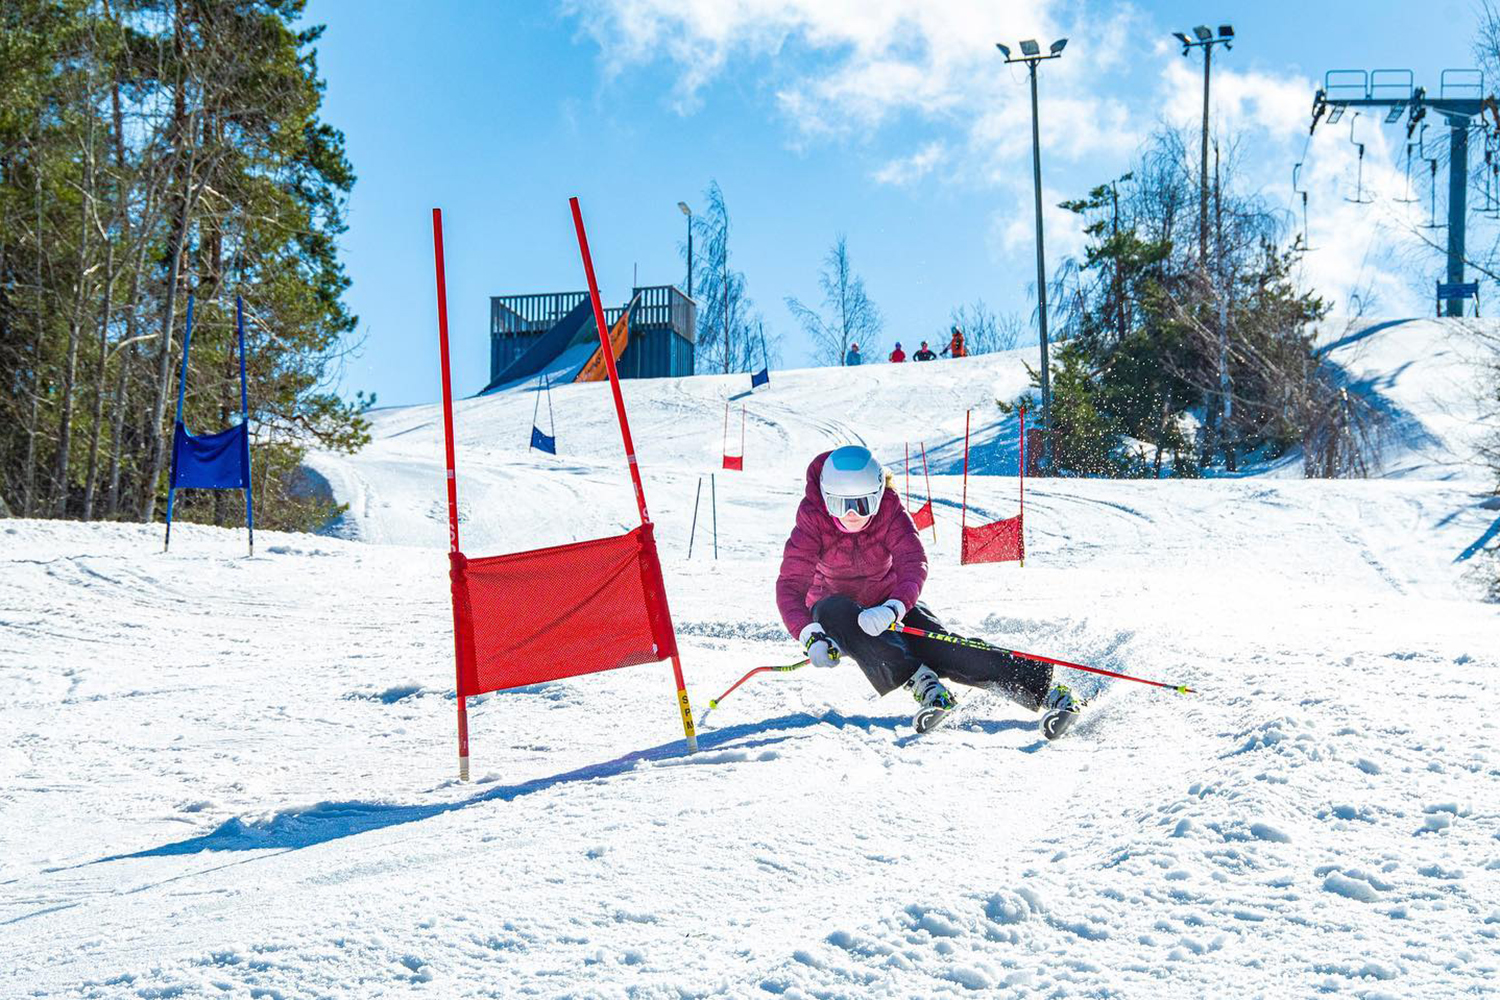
[432,204,698,780]
[903,440,937,542]
[722,401,745,471]
[959,407,1026,566]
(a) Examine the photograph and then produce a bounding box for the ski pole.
[697,659,809,727]
[890,624,1194,694]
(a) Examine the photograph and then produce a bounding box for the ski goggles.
[824,492,881,518]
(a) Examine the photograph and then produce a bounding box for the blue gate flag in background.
[530,425,557,454]
[164,293,254,555]
[530,371,558,454]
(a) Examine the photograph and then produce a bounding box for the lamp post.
[997,36,1066,472]
[1173,24,1234,468]
[1172,25,1233,270]
[678,201,693,298]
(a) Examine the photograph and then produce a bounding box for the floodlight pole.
[1027,60,1052,474]
[1198,44,1213,269]
[998,39,1065,472]
[1176,26,1234,466]
[678,201,693,298]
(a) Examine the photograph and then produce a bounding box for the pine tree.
[0,0,368,530]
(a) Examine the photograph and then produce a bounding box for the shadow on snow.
[77,708,1031,864]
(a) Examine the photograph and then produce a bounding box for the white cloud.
[872,141,947,185]
[991,181,1087,264]
[565,0,1483,319]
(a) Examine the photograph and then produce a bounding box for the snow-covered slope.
[3,320,1498,998]
[1313,317,1496,480]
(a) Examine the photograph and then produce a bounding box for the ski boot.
[907,665,958,734]
[1040,683,1082,741]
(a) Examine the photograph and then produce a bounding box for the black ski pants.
[811,594,1052,711]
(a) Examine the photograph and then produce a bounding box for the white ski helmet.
[820,445,885,518]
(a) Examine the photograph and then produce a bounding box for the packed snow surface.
[3,318,1498,998]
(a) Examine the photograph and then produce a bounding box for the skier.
[845,342,863,366]
[912,340,937,362]
[889,342,906,363]
[775,444,1081,737]
[942,326,967,359]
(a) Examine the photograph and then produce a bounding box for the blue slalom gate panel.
[171,421,249,489]
[751,367,770,388]
[164,293,254,554]
[530,426,557,454]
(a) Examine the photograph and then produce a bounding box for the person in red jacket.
[942,326,967,358]
[888,342,906,363]
[775,445,1080,735]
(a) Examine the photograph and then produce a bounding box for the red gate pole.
[960,410,971,553]
[570,197,698,752]
[431,208,470,781]
[722,400,729,463]
[1019,406,1026,568]
[920,440,936,544]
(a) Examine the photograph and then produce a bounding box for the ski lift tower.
[1312,68,1494,316]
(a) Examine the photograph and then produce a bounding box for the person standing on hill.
[942,326,967,359]
[889,342,906,363]
[775,445,1082,737]
[845,342,863,366]
[912,340,937,361]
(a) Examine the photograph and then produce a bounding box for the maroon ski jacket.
[776,451,929,638]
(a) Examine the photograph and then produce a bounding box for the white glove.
[857,599,905,636]
[799,623,841,668]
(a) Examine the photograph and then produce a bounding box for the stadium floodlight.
[1174,19,1237,455]
[993,35,1068,469]
[1384,103,1407,123]
[1327,105,1345,124]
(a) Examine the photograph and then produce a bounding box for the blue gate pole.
[163,293,196,552]
[238,295,254,556]
[1446,118,1470,317]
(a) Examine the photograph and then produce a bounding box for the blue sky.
[308,0,1487,406]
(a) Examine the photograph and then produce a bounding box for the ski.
[1040,685,1087,742]
[913,703,956,734]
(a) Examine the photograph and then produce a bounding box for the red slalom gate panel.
[431,201,699,778]
[721,402,745,470]
[961,514,1024,564]
[910,499,935,531]
[449,525,678,698]
[959,407,1025,566]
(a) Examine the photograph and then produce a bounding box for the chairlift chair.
[1344,113,1373,205]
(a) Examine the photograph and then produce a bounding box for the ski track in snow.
[2,319,1499,998]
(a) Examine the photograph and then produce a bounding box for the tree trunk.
[23,133,45,516]
[1153,386,1172,479]
[82,219,116,520]
[105,57,141,520]
[54,122,96,518]
[138,167,200,522]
